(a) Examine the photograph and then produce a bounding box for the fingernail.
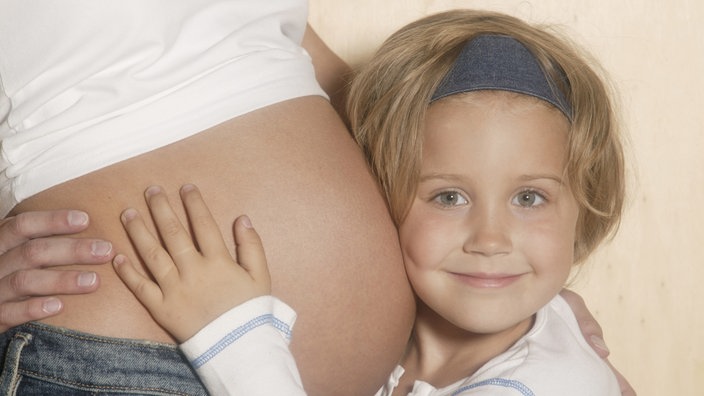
[68,211,89,226]
[77,272,97,287]
[241,215,253,229]
[121,208,137,223]
[590,335,610,354]
[145,185,161,198]
[91,241,112,257]
[112,254,126,267]
[42,298,63,314]
[181,184,196,193]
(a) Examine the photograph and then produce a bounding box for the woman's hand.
[0,210,112,331]
[113,184,271,342]
[561,289,636,396]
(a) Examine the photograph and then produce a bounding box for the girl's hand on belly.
[0,210,113,331]
[113,184,272,342]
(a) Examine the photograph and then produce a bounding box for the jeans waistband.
[0,322,207,395]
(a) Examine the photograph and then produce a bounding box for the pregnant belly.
[14,97,414,395]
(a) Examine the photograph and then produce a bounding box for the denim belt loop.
[0,332,32,395]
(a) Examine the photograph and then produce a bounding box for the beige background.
[309,1,704,395]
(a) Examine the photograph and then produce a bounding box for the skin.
[393,91,582,393]
[0,210,111,329]
[114,185,271,343]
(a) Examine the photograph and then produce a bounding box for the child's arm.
[112,184,306,396]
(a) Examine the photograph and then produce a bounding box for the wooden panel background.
[309,1,704,395]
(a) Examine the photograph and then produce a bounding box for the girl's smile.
[448,271,527,289]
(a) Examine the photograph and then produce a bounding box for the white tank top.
[0,0,326,217]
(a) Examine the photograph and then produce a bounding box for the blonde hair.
[347,9,624,263]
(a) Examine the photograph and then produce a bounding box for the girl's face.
[398,91,578,335]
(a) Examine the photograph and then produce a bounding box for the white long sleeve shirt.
[181,295,620,395]
[180,296,306,396]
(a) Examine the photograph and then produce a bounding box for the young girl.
[113,9,625,395]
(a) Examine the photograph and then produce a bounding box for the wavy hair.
[347,9,624,262]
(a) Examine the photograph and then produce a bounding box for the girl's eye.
[512,190,546,208]
[433,191,468,207]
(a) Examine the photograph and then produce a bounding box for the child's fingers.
[143,186,198,263]
[234,216,270,284]
[179,185,229,257]
[112,254,164,310]
[121,208,179,283]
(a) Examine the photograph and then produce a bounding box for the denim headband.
[431,34,572,120]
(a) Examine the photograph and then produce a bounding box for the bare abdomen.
[13,97,414,395]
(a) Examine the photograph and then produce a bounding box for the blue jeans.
[0,322,208,395]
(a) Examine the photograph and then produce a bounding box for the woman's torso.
[2,1,415,393]
[13,97,415,395]
[0,0,320,215]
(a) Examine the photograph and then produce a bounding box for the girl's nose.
[462,205,512,256]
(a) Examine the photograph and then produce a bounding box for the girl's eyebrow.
[517,174,565,185]
[418,173,465,183]
[419,173,565,185]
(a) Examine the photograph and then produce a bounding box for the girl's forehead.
[423,92,570,163]
[419,90,572,196]
[432,90,564,113]
[427,90,570,130]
